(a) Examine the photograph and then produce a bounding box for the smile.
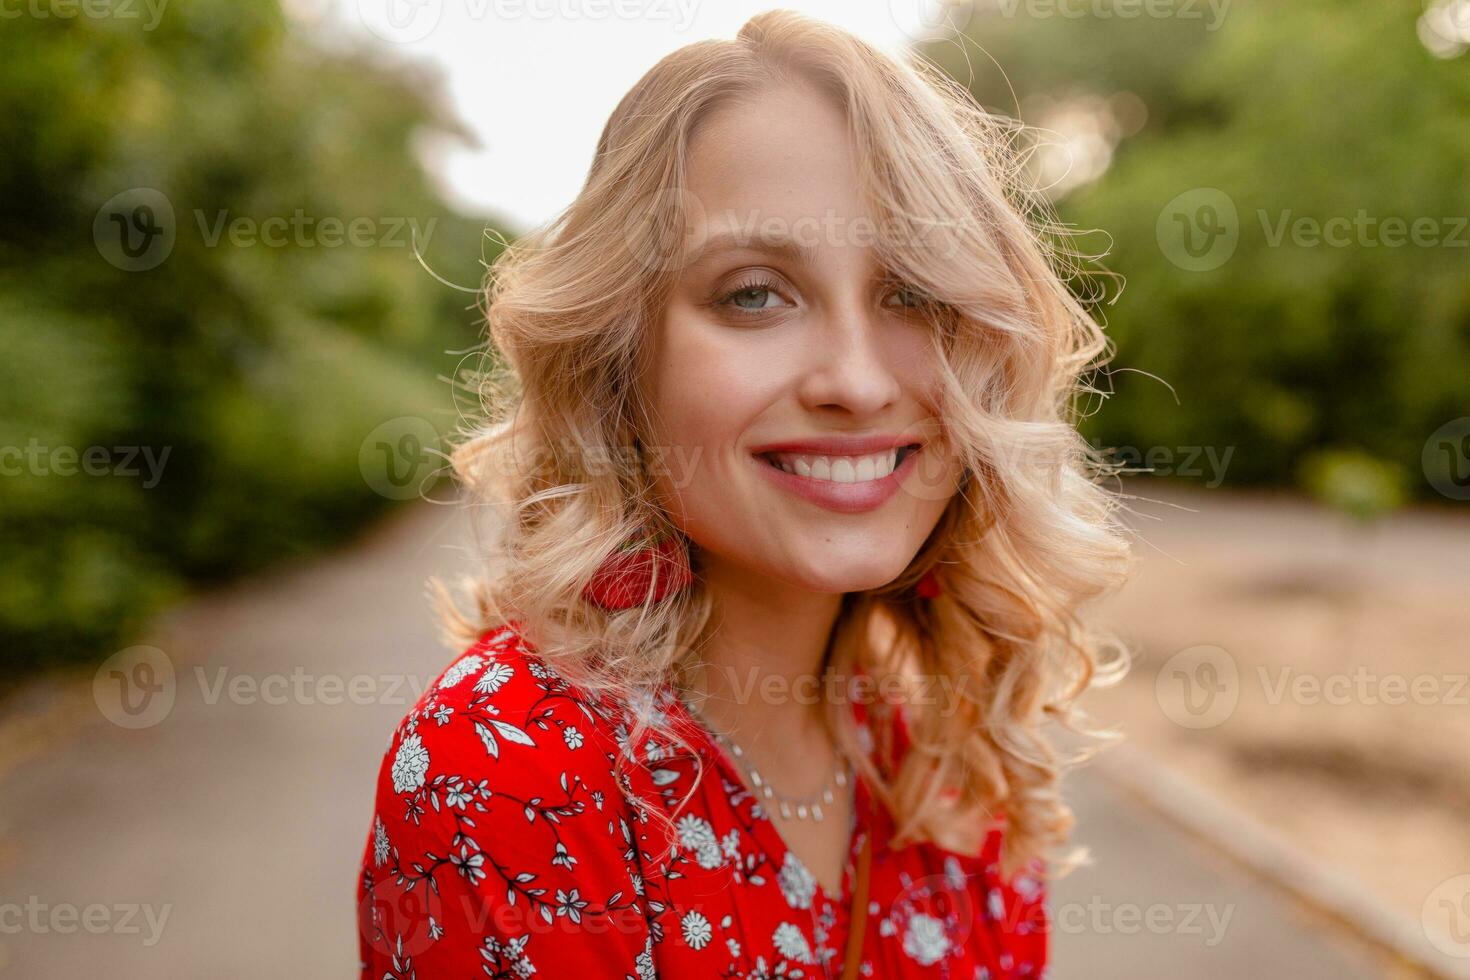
[762,447,916,483]
[749,437,923,514]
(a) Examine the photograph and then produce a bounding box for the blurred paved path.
[0,496,1388,977]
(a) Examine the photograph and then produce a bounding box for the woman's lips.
[752,443,923,514]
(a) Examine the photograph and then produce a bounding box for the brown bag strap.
[839,831,873,980]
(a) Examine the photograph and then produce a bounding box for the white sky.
[292,0,959,233]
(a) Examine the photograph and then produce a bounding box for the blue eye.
[718,277,789,315]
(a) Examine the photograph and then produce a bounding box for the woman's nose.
[794,311,903,418]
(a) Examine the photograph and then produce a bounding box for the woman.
[359,10,1133,978]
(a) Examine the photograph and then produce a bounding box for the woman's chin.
[774,557,913,597]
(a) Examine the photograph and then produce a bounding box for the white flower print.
[987,887,1005,921]
[372,815,390,867]
[772,921,814,963]
[444,781,472,809]
[554,887,588,923]
[945,855,967,891]
[438,654,484,688]
[726,936,741,959]
[484,934,535,977]
[473,661,515,695]
[390,731,430,794]
[720,829,741,862]
[676,814,724,869]
[642,738,668,763]
[681,909,713,950]
[902,913,950,966]
[450,844,486,886]
[778,852,817,910]
[635,937,656,980]
[563,726,585,750]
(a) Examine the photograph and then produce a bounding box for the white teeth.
[768,449,904,484]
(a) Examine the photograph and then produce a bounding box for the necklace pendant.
[796,803,809,820]
[811,802,824,821]
[780,800,792,819]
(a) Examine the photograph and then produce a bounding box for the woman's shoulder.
[361,625,658,974]
[378,624,630,809]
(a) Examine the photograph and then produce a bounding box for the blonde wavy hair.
[433,9,1136,878]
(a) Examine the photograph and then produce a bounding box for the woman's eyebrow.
[684,227,822,271]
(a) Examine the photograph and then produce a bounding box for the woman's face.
[641,81,964,595]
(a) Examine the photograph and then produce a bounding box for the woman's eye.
[885,286,926,309]
[730,287,779,310]
[717,279,790,314]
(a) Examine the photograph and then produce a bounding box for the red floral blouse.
[358,625,1048,979]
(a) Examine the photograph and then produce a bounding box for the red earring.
[583,533,693,610]
[916,569,943,599]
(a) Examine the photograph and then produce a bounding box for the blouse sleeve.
[357,633,654,980]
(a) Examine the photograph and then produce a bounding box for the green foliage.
[0,0,504,672]
[1299,448,1408,523]
[929,0,1470,499]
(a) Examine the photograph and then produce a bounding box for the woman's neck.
[684,558,845,748]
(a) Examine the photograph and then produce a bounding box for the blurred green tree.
[0,0,503,673]
[926,0,1470,497]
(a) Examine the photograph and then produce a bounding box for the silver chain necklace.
[678,695,853,822]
